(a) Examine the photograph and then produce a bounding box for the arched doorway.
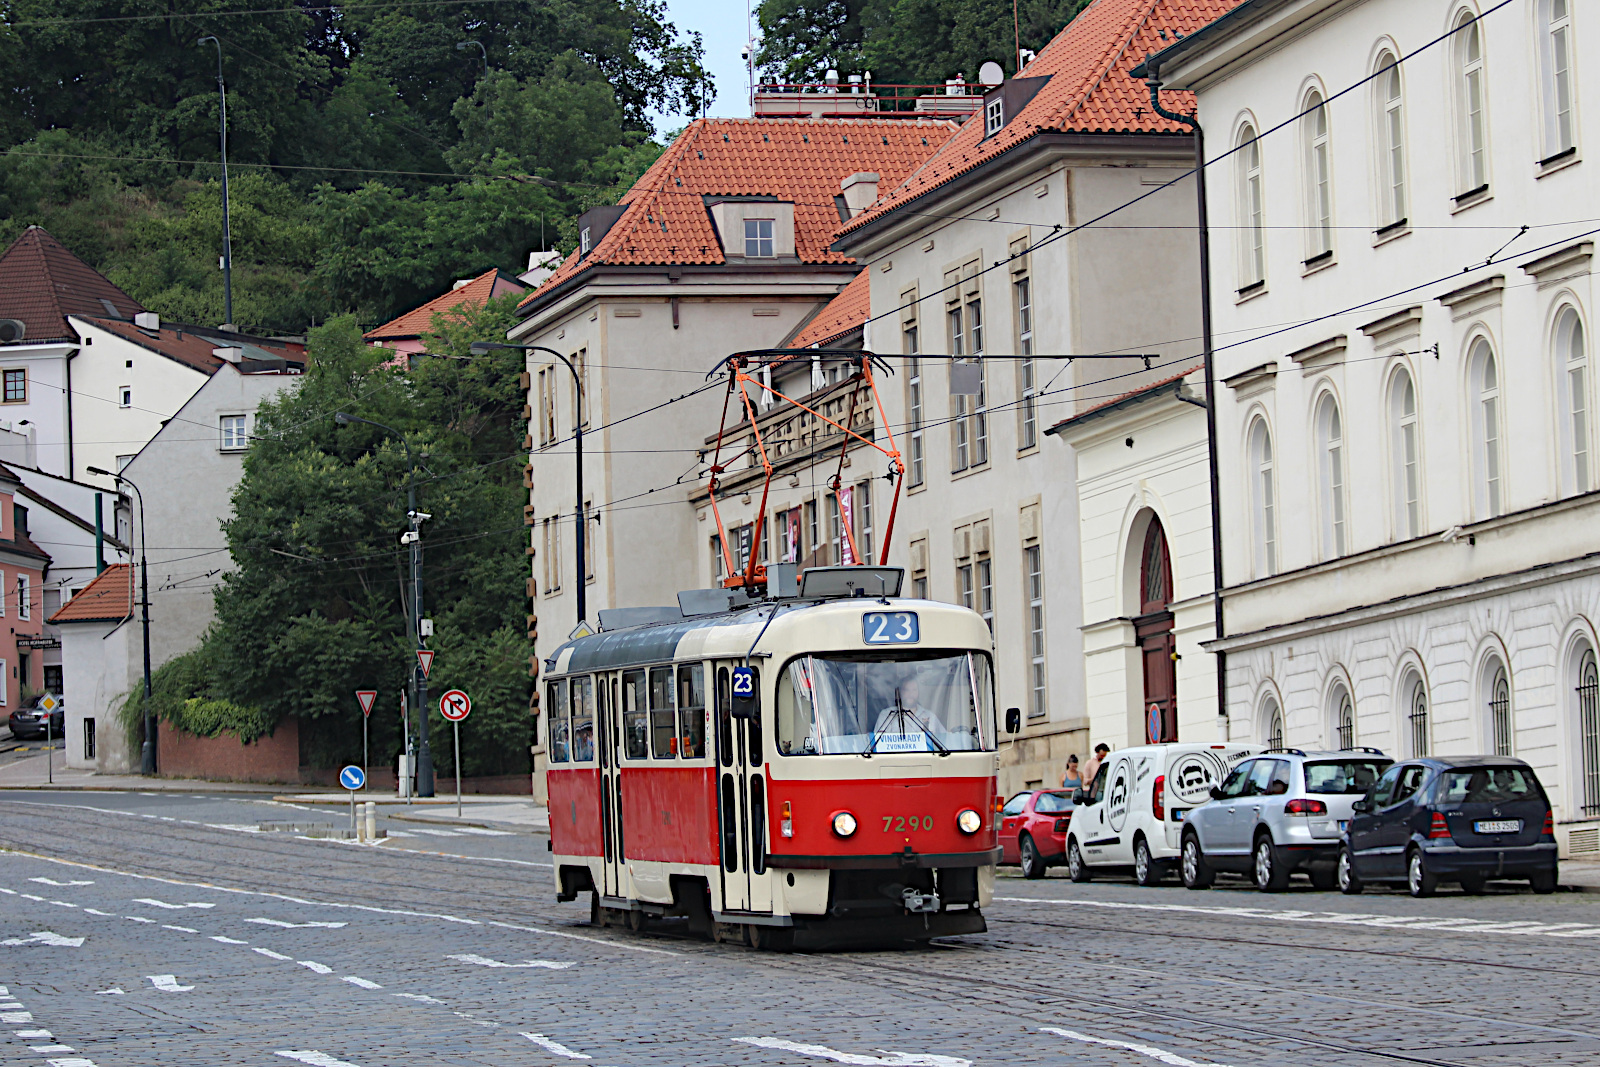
[1137,515,1177,743]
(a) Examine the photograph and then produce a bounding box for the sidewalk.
[274,790,549,833]
[1562,859,1600,893]
[0,750,300,794]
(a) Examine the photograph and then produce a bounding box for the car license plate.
[1475,819,1521,834]
[1171,808,1188,822]
[1337,820,1349,832]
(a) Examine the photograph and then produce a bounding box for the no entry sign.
[439,689,472,722]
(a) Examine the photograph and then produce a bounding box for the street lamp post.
[196,36,234,328]
[87,466,153,774]
[455,39,488,77]
[333,413,434,797]
[469,342,586,625]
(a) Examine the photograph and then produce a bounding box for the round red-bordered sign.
[439,689,472,722]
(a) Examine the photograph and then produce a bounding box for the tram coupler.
[901,887,940,914]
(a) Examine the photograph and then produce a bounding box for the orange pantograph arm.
[735,373,775,587]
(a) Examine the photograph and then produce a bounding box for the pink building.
[364,268,527,359]
[0,461,52,710]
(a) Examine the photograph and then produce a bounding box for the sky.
[659,0,756,125]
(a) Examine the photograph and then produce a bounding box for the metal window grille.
[1409,680,1429,756]
[1266,704,1284,749]
[1336,690,1354,749]
[1579,650,1599,816]
[1490,665,1512,756]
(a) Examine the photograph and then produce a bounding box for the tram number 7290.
[863,611,919,644]
[884,814,936,832]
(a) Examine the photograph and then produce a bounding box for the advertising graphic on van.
[1169,750,1232,806]
[1107,756,1133,833]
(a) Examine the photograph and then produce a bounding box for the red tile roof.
[522,117,959,309]
[365,268,527,341]
[839,0,1244,237]
[0,226,144,344]
[48,563,133,624]
[1048,362,1203,432]
[76,318,305,375]
[790,272,871,348]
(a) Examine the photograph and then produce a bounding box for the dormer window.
[985,97,1004,136]
[744,219,775,258]
[580,226,593,255]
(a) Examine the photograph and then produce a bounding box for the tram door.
[715,663,772,913]
[597,672,626,898]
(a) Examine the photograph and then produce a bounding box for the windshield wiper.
[863,689,949,757]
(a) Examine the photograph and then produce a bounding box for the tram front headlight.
[831,811,858,838]
[957,808,983,834]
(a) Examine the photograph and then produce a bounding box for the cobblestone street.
[1,790,1598,1067]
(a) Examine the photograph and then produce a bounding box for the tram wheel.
[626,909,647,933]
[589,892,601,927]
[747,924,794,952]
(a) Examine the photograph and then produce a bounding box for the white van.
[1066,743,1256,886]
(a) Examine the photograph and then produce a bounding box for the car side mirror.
[1209,786,1222,800]
[1005,707,1022,734]
[1352,798,1371,814]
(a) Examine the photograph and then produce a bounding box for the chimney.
[213,346,244,363]
[839,172,881,217]
[134,311,160,331]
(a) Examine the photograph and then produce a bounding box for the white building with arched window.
[1146,0,1600,857]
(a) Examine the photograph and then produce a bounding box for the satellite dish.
[979,61,1004,87]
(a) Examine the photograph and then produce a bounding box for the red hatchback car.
[999,789,1075,879]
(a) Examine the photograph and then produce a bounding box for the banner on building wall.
[785,509,801,563]
[839,486,856,565]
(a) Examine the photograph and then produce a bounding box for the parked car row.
[7,696,64,741]
[999,742,1560,897]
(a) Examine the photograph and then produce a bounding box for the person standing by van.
[1062,755,1082,791]
[1080,744,1110,793]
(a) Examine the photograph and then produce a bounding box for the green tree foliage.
[188,301,533,774]
[757,0,1093,85]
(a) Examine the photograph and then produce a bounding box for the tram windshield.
[775,650,995,756]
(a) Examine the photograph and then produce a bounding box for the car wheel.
[1459,873,1486,895]
[1254,835,1290,893]
[1067,839,1092,883]
[1181,833,1213,890]
[1406,850,1437,898]
[1309,866,1338,891]
[1134,836,1162,887]
[1530,867,1557,895]
[1337,847,1363,895]
[1020,835,1047,880]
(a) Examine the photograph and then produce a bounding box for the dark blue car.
[1338,757,1556,897]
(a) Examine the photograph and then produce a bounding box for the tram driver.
[870,669,960,752]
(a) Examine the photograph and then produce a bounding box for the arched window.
[1389,368,1422,539]
[1263,695,1284,749]
[1374,51,1407,228]
[1316,394,1347,558]
[1404,670,1430,757]
[1470,339,1503,518]
[1303,89,1333,260]
[1578,645,1599,816]
[1539,0,1576,160]
[1556,307,1590,494]
[1248,418,1278,576]
[1236,124,1266,289]
[1330,682,1355,749]
[1140,515,1174,614]
[1455,10,1489,195]
[1485,657,1513,756]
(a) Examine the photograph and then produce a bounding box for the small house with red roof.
[364,267,528,361]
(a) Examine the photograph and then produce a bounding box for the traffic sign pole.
[356,691,377,789]
[437,690,472,818]
[454,719,462,818]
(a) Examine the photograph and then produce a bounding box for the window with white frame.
[1263,695,1284,749]
[984,96,1004,137]
[948,268,988,471]
[1455,11,1489,195]
[1556,306,1591,495]
[1374,52,1408,229]
[1389,368,1423,539]
[1470,338,1504,518]
[572,348,588,428]
[541,517,561,593]
[220,415,248,450]
[1316,393,1347,559]
[744,218,775,258]
[1405,670,1430,757]
[1330,682,1355,749]
[16,573,26,619]
[1025,543,1045,718]
[1485,656,1512,756]
[904,291,925,487]
[119,386,132,408]
[0,568,7,616]
[1236,124,1266,289]
[1302,89,1333,260]
[976,553,993,632]
[1539,0,1576,161]
[1012,240,1037,450]
[1248,417,1278,577]
[1577,644,1599,816]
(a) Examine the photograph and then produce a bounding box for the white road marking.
[32,1045,75,1052]
[146,975,194,992]
[298,960,333,974]
[1041,1027,1237,1067]
[391,992,444,1004]
[446,954,575,969]
[82,909,113,917]
[94,989,124,995]
[402,828,461,837]
[0,1001,20,1008]
[13,1029,51,1038]
[203,824,262,832]
[734,1037,971,1067]
[0,887,12,893]
[124,916,155,923]
[133,898,214,910]
[210,936,249,944]
[252,947,293,960]
[49,900,78,908]
[382,830,417,837]
[1,1012,35,1023]
[341,977,382,989]
[996,896,1600,940]
[162,925,199,933]
[2,931,84,946]
[29,878,92,887]
[245,918,347,929]
[21,893,46,900]
[521,1032,592,1059]
[452,827,515,836]
[46,1059,97,1067]
[276,1053,362,1067]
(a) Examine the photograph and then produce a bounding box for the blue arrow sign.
[339,765,366,791]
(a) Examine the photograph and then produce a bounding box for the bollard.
[364,801,377,842]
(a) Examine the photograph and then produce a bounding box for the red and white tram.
[542,567,1000,949]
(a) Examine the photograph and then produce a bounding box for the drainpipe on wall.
[94,493,105,574]
[1146,69,1229,739]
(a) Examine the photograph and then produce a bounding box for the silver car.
[1180,748,1392,892]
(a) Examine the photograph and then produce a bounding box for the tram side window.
[570,676,595,762]
[548,679,571,763]
[678,663,706,759]
[622,670,648,759]
[717,667,733,767]
[649,665,677,758]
